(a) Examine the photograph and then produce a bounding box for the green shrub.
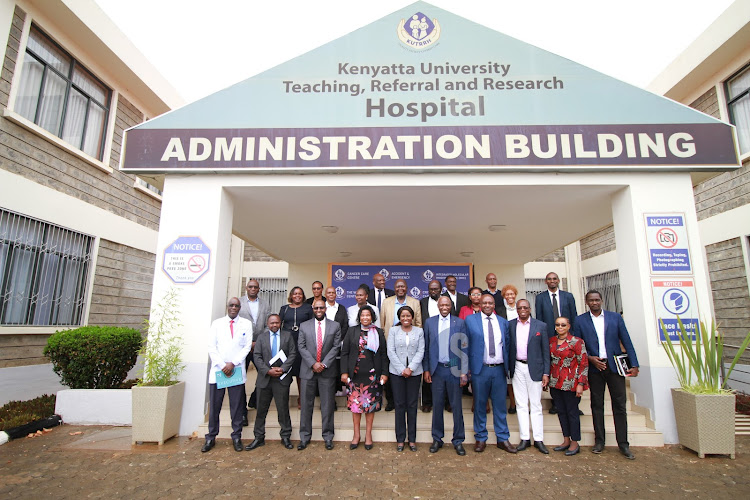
[0,394,56,431]
[44,326,142,389]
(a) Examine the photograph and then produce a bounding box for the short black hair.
[585,290,602,300]
[357,304,377,324]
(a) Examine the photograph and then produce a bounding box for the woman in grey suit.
[387,306,425,452]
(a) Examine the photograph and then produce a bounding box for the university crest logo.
[379,268,390,280]
[422,269,434,282]
[410,286,422,298]
[335,286,345,299]
[397,12,441,50]
[334,269,346,282]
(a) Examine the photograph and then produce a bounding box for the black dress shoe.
[565,445,581,456]
[201,438,215,453]
[281,438,294,449]
[516,439,531,451]
[591,442,604,454]
[297,441,309,450]
[619,445,635,460]
[396,443,404,452]
[325,440,334,450]
[429,440,443,453]
[351,440,360,450]
[454,443,466,456]
[549,406,558,414]
[364,443,373,450]
[421,405,432,413]
[553,443,570,452]
[245,438,265,450]
[409,443,417,452]
[578,409,584,415]
[385,403,395,412]
[241,414,249,427]
[534,441,550,454]
[445,404,452,413]
[233,438,244,452]
[508,406,517,414]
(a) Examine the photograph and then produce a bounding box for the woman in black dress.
[340,305,388,450]
[279,286,313,409]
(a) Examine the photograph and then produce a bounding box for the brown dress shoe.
[474,441,486,453]
[497,440,518,453]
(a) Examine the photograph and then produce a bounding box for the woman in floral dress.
[340,305,388,450]
[549,316,589,456]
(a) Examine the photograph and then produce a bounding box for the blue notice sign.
[162,236,211,284]
[644,214,692,274]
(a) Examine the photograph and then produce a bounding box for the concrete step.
[198,393,661,446]
[736,413,750,436]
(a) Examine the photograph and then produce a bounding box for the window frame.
[14,24,112,162]
[725,62,750,155]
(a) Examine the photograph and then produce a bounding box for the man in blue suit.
[508,299,550,454]
[423,296,469,455]
[573,290,639,460]
[465,294,517,454]
[535,272,577,415]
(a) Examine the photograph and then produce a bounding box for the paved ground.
[1,425,747,499]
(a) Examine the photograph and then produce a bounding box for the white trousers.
[512,362,544,441]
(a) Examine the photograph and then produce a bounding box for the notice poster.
[652,278,700,342]
[644,214,692,274]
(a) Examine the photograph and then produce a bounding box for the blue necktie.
[272,332,278,357]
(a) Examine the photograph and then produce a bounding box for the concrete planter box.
[54,389,132,425]
[131,381,185,445]
[672,388,735,459]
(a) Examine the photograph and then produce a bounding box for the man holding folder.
[203,297,253,453]
[246,314,298,450]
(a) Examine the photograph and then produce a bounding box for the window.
[726,64,750,155]
[15,25,111,160]
[0,209,94,326]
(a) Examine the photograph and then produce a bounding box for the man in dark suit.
[419,279,444,413]
[367,273,394,310]
[423,297,469,455]
[482,272,503,316]
[535,272,577,415]
[508,299,550,454]
[573,290,639,460]
[465,294,517,454]
[297,299,342,450]
[443,275,469,315]
[239,279,272,415]
[246,314,297,450]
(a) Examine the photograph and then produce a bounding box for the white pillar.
[611,173,713,443]
[149,175,235,435]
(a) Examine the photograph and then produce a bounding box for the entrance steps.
[196,373,664,447]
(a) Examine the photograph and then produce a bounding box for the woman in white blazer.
[387,306,425,452]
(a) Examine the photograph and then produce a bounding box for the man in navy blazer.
[465,294,517,454]
[573,290,639,460]
[423,297,469,455]
[508,299,550,454]
[535,272,577,338]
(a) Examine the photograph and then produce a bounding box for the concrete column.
[148,175,235,435]
[611,173,713,443]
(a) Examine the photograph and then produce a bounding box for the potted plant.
[132,288,186,445]
[660,318,750,458]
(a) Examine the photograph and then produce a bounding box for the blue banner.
[329,263,473,308]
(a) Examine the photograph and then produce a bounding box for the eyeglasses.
[470,293,482,297]
[312,306,326,310]
[554,323,567,327]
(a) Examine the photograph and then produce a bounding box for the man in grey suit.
[297,299,342,450]
[239,279,271,414]
[508,299,550,454]
[246,314,297,450]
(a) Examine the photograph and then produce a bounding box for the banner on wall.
[328,262,473,308]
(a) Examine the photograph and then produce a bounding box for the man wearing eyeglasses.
[239,279,271,416]
[202,297,253,453]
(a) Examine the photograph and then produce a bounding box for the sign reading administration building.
[120,2,740,173]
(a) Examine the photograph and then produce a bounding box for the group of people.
[202,271,640,460]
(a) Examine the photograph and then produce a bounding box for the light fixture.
[460,251,474,258]
[339,251,352,257]
[321,225,339,233]
[488,225,506,232]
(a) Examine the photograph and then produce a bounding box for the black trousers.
[550,388,582,441]
[245,355,258,409]
[589,368,629,447]
[207,382,246,440]
[391,374,421,443]
[421,379,432,406]
[254,379,292,440]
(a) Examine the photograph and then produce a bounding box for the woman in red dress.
[549,316,589,456]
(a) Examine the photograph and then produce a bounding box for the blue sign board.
[162,236,211,284]
[645,214,692,274]
[329,263,473,308]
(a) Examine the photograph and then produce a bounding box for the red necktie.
[230,319,234,338]
[316,321,323,363]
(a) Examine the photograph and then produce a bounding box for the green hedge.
[0,394,56,431]
[44,326,142,389]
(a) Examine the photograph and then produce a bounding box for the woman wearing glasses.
[458,287,484,320]
[548,316,589,456]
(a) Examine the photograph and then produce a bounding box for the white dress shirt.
[347,304,382,328]
[325,302,339,322]
[427,297,440,317]
[207,315,253,384]
[482,313,504,364]
[548,290,561,316]
[591,311,607,359]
